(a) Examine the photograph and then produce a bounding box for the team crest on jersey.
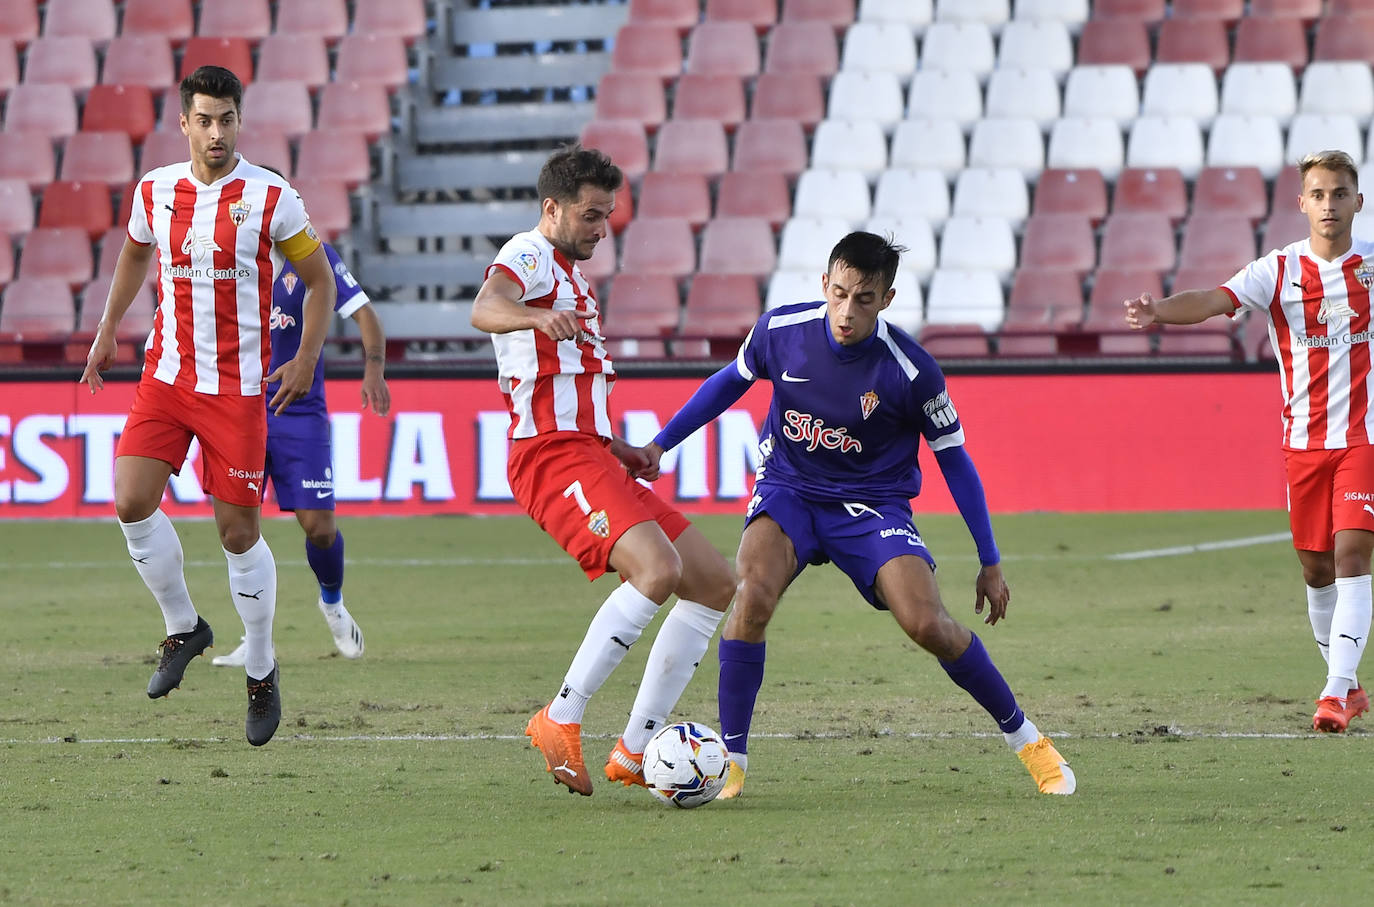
[229,199,251,226]
[587,509,610,538]
[180,228,221,260]
[859,390,880,420]
[1357,262,1374,289]
[1317,296,1357,324]
[281,271,298,294]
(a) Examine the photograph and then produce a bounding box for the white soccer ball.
[642,720,731,808]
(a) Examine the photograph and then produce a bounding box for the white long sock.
[225,536,277,680]
[621,600,725,752]
[1308,582,1337,666]
[547,582,661,724]
[120,509,198,635]
[1004,717,1041,752]
[1322,575,1372,699]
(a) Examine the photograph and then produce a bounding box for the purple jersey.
[737,302,965,503]
[266,242,369,422]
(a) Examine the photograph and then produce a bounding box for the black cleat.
[245,661,281,746]
[147,616,213,699]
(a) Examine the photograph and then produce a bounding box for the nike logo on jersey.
[780,371,809,383]
[316,490,333,499]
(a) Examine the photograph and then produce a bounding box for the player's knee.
[218,523,259,554]
[732,583,778,630]
[114,494,157,524]
[901,611,962,659]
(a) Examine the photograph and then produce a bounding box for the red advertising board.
[0,372,1286,518]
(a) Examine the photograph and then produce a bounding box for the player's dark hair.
[179,65,243,116]
[828,232,906,291]
[537,144,623,204]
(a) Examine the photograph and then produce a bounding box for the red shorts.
[1284,445,1374,550]
[507,431,690,580]
[115,377,267,507]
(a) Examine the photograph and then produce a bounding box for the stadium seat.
[138,128,187,173]
[685,21,760,78]
[749,72,825,129]
[1286,114,1364,167]
[681,273,762,345]
[918,324,990,358]
[863,214,937,282]
[275,0,350,43]
[791,169,871,225]
[317,82,392,142]
[826,71,903,133]
[1046,117,1123,182]
[295,130,369,188]
[0,234,11,287]
[671,74,746,131]
[3,83,78,142]
[873,168,950,228]
[1219,62,1296,126]
[594,73,666,132]
[100,36,175,90]
[810,119,888,180]
[1172,263,1243,295]
[777,216,851,270]
[878,271,923,334]
[1206,114,1287,180]
[1141,63,1219,126]
[1018,214,1096,275]
[1328,0,1374,13]
[705,0,776,30]
[1299,62,1374,125]
[335,35,409,91]
[629,0,702,33]
[179,38,253,82]
[905,69,983,135]
[858,0,934,30]
[37,180,111,238]
[602,272,681,340]
[651,119,728,177]
[120,0,194,44]
[0,178,33,237]
[1154,19,1229,77]
[610,181,634,234]
[763,23,839,77]
[919,22,995,84]
[610,25,684,82]
[291,178,351,241]
[581,120,649,181]
[1099,213,1176,274]
[889,119,966,180]
[1087,267,1162,323]
[1076,20,1151,78]
[997,21,1073,79]
[17,226,93,287]
[243,81,314,139]
[1193,167,1268,225]
[0,133,55,189]
[984,68,1061,133]
[1092,0,1165,20]
[1032,169,1108,225]
[1171,0,1243,22]
[23,36,98,92]
[59,132,133,188]
[236,130,294,177]
[1062,64,1139,129]
[0,0,38,46]
[938,216,1016,284]
[1126,117,1205,181]
[716,170,791,229]
[0,277,76,349]
[1261,208,1310,249]
[636,172,711,230]
[1178,213,1257,273]
[840,22,917,83]
[81,84,156,143]
[968,118,1043,182]
[697,217,778,279]
[619,217,696,278]
[198,0,271,40]
[925,269,1004,331]
[765,269,822,310]
[580,226,618,287]
[351,0,425,42]
[0,37,15,98]
[69,275,154,363]
[731,118,808,176]
[1249,0,1321,19]
[933,0,1008,29]
[1113,167,1188,223]
[95,225,122,275]
[1233,17,1308,74]
[1313,17,1374,67]
[255,34,331,92]
[951,168,1028,230]
[1156,320,1238,357]
[1006,267,1085,325]
[780,0,856,29]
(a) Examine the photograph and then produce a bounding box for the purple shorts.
[745,482,936,610]
[264,416,334,512]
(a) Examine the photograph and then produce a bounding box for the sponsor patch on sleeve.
[922,390,958,429]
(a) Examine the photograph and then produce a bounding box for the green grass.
[3,511,1372,904]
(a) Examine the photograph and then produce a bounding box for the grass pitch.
[3,510,1374,904]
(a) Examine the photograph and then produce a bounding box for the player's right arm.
[1124,288,1235,330]
[80,238,155,393]
[470,270,590,340]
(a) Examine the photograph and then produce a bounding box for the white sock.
[729,752,748,772]
[622,600,725,752]
[225,536,277,680]
[546,582,661,724]
[1003,717,1041,752]
[120,509,198,635]
[1308,582,1338,666]
[1322,575,1372,699]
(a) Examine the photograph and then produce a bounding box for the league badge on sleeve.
[516,251,538,279]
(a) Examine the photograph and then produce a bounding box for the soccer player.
[470,145,736,796]
[640,232,1076,797]
[79,66,336,746]
[1125,149,1374,733]
[212,234,389,667]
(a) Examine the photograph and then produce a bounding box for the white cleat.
[211,637,248,667]
[319,598,364,658]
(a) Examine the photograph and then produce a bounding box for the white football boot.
[211,636,248,667]
[319,598,364,658]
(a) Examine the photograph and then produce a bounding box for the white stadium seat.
[1062,64,1140,130]
[1220,63,1296,127]
[777,217,855,271]
[1126,116,1205,181]
[925,268,1005,331]
[920,22,996,84]
[1012,0,1089,33]
[1141,63,1219,127]
[864,214,938,283]
[1047,116,1124,181]
[935,0,1010,34]
[765,269,823,310]
[826,71,904,134]
[792,169,873,226]
[878,270,925,335]
[840,22,918,84]
[1207,114,1285,180]
[968,117,1044,182]
[951,168,1030,231]
[938,215,1017,284]
[890,118,967,179]
[1299,62,1374,127]
[996,21,1073,81]
[1287,113,1364,168]
[858,0,934,33]
[984,67,1061,132]
[810,119,889,181]
[906,69,983,134]
[873,168,951,229]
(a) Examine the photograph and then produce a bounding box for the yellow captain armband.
[278,222,322,262]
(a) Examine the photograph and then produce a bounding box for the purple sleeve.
[652,364,754,452]
[932,445,1000,566]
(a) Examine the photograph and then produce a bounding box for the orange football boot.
[525,705,593,795]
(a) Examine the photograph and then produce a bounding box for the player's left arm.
[350,303,390,416]
[267,241,335,415]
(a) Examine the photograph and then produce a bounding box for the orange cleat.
[525,705,592,796]
[1345,686,1370,723]
[604,737,647,787]
[718,759,747,800]
[1314,696,1349,733]
[1016,736,1076,795]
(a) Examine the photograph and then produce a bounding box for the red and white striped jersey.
[1223,237,1374,450]
[485,228,614,440]
[128,155,314,396]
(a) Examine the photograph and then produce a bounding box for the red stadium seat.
[352,0,426,42]
[1157,320,1238,356]
[1088,267,1163,322]
[1193,167,1268,225]
[1233,18,1308,74]
[236,130,295,177]
[919,324,992,358]
[1178,213,1258,272]
[0,178,33,237]
[749,73,824,129]
[198,0,271,40]
[1154,19,1230,76]
[705,0,775,31]
[1171,0,1244,23]
[1261,208,1310,249]
[1249,0,1321,19]
[1271,165,1301,214]
[652,119,728,177]
[732,118,808,176]
[59,132,134,188]
[764,23,839,77]
[95,225,123,275]
[4,83,78,142]
[603,272,681,338]
[1018,214,1097,275]
[0,0,39,46]
[121,0,194,44]
[1076,21,1151,79]
[0,234,12,286]
[317,81,391,141]
[671,74,746,131]
[82,84,156,143]
[1112,167,1188,224]
[1324,0,1372,14]
[1099,214,1177,273]
[715,170,791,230]
[0,277,76,346]
[101,36,176,89]
[276,0,350,43]
[1313,17,1374,65]
[0,132,56,189]
[628,0,702,34]
[593,72,666,132]
[37,180,112,238]
[637,172,711,230]
[17,226,93,286]
[138,128,188,173]
[609,181,634,234]
[685,22,760,78]
[780,0,855,30]
[681,273,761,341]
[1092,0,1166,20]
[242,81,313,139]
[1033,169,1109,225]
[619,217,696,278]
[70,274,154,363]
[291,178,351,241]
[296,130,370,188]
[579,119,649,182]
[697,217,776,279]
[335,35,409,90]
[1007,267,1085,324]
[0,38,16,99]
[255,34,330,92]
[610,24,683,82]
[24,36,98,91]
[179,38,253,82]
[1172,263,1244,293]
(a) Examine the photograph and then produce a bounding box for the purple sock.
[939,633,1024,734]
[718,639,766,755]
[306,530,345,605]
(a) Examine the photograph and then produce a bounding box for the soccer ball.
[642,720,730,808]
